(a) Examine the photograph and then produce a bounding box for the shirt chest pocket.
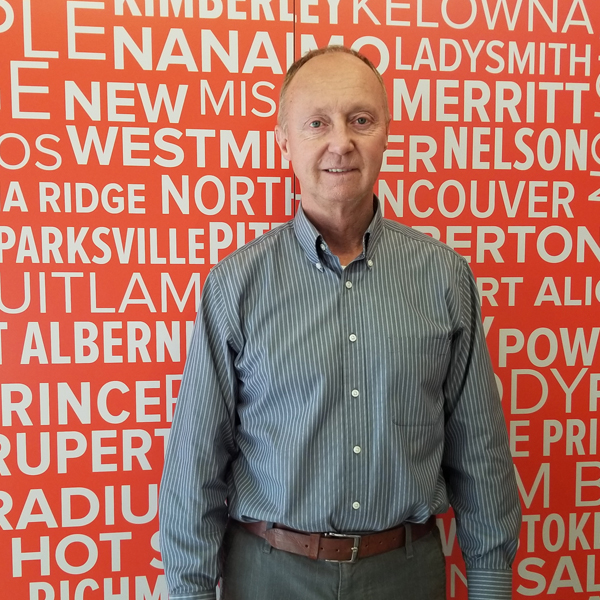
[384,334,451,426]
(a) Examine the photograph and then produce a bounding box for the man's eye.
[309,120,322,128]
[355,117,368,125]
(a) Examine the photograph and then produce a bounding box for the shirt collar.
[293,196,384,267]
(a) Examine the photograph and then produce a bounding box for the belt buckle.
[323,533,361,563]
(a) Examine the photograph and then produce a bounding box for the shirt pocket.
[385,334,451,426]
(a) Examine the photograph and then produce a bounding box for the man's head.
[277,46,390,131]
[275,46,390,214]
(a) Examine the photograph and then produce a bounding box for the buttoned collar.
[293,196,384,271]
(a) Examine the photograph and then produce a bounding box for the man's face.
[275,53,389,214]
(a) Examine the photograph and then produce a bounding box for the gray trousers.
[220,521,447,600]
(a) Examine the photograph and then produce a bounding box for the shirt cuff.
[466,569,513,600]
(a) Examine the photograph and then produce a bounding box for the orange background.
[1,1,600,597]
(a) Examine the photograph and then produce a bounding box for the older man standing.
[159,46,521,600]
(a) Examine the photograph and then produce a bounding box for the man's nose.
[327,124,354,154]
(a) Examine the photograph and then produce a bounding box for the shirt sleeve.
[441,258,522,600]
[159,270,238,600]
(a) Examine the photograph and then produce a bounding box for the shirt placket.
[340,259,370,532]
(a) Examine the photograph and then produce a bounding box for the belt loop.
[262,539,273,554]
[262,522,273,554]
[307,533,321,560]
[405,523,414,560]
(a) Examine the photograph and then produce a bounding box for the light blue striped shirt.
[159,201,521,600]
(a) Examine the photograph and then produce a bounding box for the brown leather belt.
[236,516,436,563]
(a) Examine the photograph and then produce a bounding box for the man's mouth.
[325,168,354,173]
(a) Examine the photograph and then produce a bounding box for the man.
[159,46,521,600]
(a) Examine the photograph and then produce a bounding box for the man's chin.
[312,189,372,208]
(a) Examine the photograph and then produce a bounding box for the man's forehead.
[296,96,382,115]
[286,54,385,109]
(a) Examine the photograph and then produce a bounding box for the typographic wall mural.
[0,1,598,598]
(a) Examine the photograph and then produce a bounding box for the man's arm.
[442,258,522,600]
[159,271,238,600]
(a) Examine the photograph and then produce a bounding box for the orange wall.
[1,1,599,597]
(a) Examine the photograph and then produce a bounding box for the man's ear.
[275,125,291,161]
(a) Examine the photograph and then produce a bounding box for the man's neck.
[302,197,375,266]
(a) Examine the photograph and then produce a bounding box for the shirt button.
[351,389,359,398]
[320,243,326,251]
[353,445,361,454]
[367,259,373,268]
[349,333,357,342]
[345,281,352,289]
[352,501,361,510]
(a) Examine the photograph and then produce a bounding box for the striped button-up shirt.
[159,201,521,600]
